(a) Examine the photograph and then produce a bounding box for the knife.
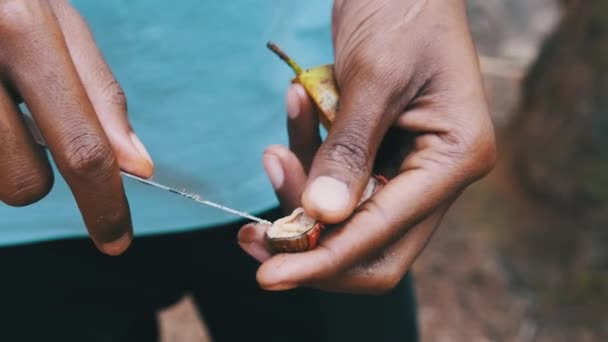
[23,114,272,225]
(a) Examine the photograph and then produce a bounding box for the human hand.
[0,0,153,255]
[238,0,496,293]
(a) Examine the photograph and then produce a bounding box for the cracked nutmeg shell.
[265,176,387,253]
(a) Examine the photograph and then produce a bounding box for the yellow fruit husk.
[267,42,339,130]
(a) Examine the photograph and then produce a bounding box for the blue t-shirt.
[0,0,333,246]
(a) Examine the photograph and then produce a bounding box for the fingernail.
[238,242,271,263]
[99,233,132,256]
[294,83,308,99]
[305,176,350,213]
[263,154,284,190]
[264,283,298,291]
[130,132,154,167]
[286,86,301,119]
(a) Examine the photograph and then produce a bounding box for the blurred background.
[158,1,608,340]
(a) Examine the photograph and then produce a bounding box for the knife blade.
[120,172,272,225]
[23,114,272,225]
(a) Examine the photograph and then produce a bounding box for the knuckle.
[104,78,128,113]
[62,131,115,178]
[347,41,403,87]
[322,129,371,175]
[460,122,497,179]
[47,0,67,8]
[366,269,403,295]
[354,250,405,295]
[0,0,45,37]
[439,116,497,181]
[377,268,403,293]
[474,130,497,177]
[3,170,52,206]
[92,61,128,113]
[352,53,397,87]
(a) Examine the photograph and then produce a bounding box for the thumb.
[51,1,154,178]
[302,84,393,224]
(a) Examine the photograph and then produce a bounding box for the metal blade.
[121,172,272,225]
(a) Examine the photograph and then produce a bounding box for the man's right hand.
[0,0,154,255]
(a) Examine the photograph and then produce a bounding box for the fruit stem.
[267,41,303,76]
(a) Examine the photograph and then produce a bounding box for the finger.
[239,145,310,261]
[237,223,272,263]
[3,1,132,255]
[301,78,399,224]
[263,144,307,214]
[287,83,321,172]
[238,143,313,261]
[0,86,53,206]
[49,0,154,177]
[256,147,464,289]
[310,203,451,294]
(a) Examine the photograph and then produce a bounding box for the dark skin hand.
[238,0,497,294]
[0,0,153,255]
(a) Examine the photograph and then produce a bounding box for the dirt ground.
[156,1,607,341]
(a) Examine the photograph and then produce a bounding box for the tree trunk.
[509,0,608,225]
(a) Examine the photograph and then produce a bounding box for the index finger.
[3,2,131,255]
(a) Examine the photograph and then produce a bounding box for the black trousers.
[0,209,418,342]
